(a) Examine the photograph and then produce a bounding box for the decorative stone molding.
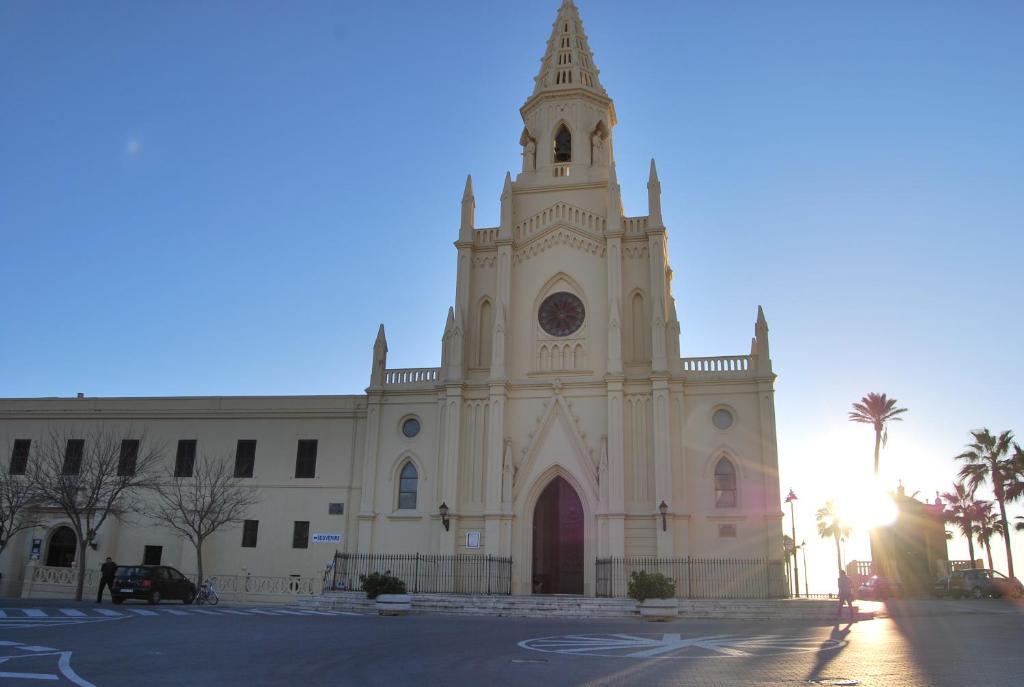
[514,226,605,265]
[515,201,606,242]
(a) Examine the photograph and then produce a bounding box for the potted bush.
[628,571,678,621]
[360,572,411,615]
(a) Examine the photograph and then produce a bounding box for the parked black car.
[933,569,1024,599]
[857,575,904,599]
[111,565,196,605]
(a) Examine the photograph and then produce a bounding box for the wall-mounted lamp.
[659,501,668,531]
[87,529,98,551]
[439,502,450,531]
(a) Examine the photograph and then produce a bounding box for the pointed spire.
[754,306,771,373]
[647,158,663,228]
[459,174,475,241]
[369,324,388,388]
[528,0,608,102]
[498,171,513,238]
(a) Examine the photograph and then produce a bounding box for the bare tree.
[141,454,260,587]
[0,453,41,559]
[29,426,163,601]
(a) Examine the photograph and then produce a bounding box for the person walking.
[96,557,117,603]
[837,570,855,619]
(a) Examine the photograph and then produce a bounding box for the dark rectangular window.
[292,521,310,549]
[62,439,84,475]
[118,439,139,477]
[234,440,256,478]
[328,502,344,515]
[143,545,163,565]
[9,439,30,475]
[294,440,317,479]
[174,440,197,478]
[241,520,259,548]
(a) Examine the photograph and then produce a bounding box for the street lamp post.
[801,539,809,597]
[785,489,799,598]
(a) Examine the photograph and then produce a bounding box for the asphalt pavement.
[0,597,1021,686]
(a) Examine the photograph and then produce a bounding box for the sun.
[834,482,899,531]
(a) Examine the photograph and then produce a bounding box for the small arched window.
[398,462,418,510]
[714,458,737,508]
[554,125,572,163]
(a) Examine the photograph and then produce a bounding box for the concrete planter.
[375,594,412,616]
[639,597,679,621]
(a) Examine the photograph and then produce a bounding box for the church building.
[0,1,783,598]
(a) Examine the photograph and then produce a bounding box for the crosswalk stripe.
[95,609,124,617]
[216,609,251,615]
[0,610,7,618]
[126,608,159,616]
[245,609,280,615]
[289,609,335,616]
[19,645,57,653]
[188,608,219,615]
[160,608,191,616]
[269,609,309,616]
[59,609,87,617]
[21,609,47,618]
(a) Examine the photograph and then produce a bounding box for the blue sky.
[2,1,1022,590]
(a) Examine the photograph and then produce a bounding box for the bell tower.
[518,0,617,186]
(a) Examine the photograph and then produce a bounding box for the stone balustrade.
[681,355,752,374]
[384,367,440,386]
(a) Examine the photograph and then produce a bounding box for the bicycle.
[194,579,219,605]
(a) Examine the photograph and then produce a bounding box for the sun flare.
[834,483,899,531]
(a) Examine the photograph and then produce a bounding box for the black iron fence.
[596,557,789,599]
[325,552,513,595]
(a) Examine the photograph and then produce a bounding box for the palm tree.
[849,393,908,477]
[816,501,852,573]
[1002,442,1024,503]
[971,500,999,572]
[957,429,1015,576]
[940,483,981,569]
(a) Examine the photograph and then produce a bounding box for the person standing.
[837,570,855,618]
[96,557,117,603]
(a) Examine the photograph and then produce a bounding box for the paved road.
[0,598,1020,686]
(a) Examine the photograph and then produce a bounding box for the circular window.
[712,409,734,430]
[401,418,421,438]
[538,292,585,337]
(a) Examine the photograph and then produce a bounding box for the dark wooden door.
[532,476,584,594]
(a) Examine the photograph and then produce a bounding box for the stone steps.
[297,592,855,620]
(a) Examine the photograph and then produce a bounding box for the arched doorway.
[46,526,76,567]
[531,476,584,594]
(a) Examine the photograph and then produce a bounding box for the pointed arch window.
[554,125,572,163]
[398,462,418,510]
[714,458,737,508]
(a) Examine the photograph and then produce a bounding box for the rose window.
[538,292,585,337]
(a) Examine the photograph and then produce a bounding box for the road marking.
[18,646,58,653]
[188,608,220,615]
[21,609,47,618]
[245,609,280,615]
[125,608,159,616]
[519,632,847,660]
[215,609,251,615]
[0,610,7,618]
[94,609,123,617]
[0,671,59,680]
[159,608,190,616]
[268,609,308,616]
[59,609,88,617]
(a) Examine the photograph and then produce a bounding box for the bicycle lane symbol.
[0,640,96,686]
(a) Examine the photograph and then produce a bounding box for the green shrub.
[359,572,407,599]
[627,570,676,601]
